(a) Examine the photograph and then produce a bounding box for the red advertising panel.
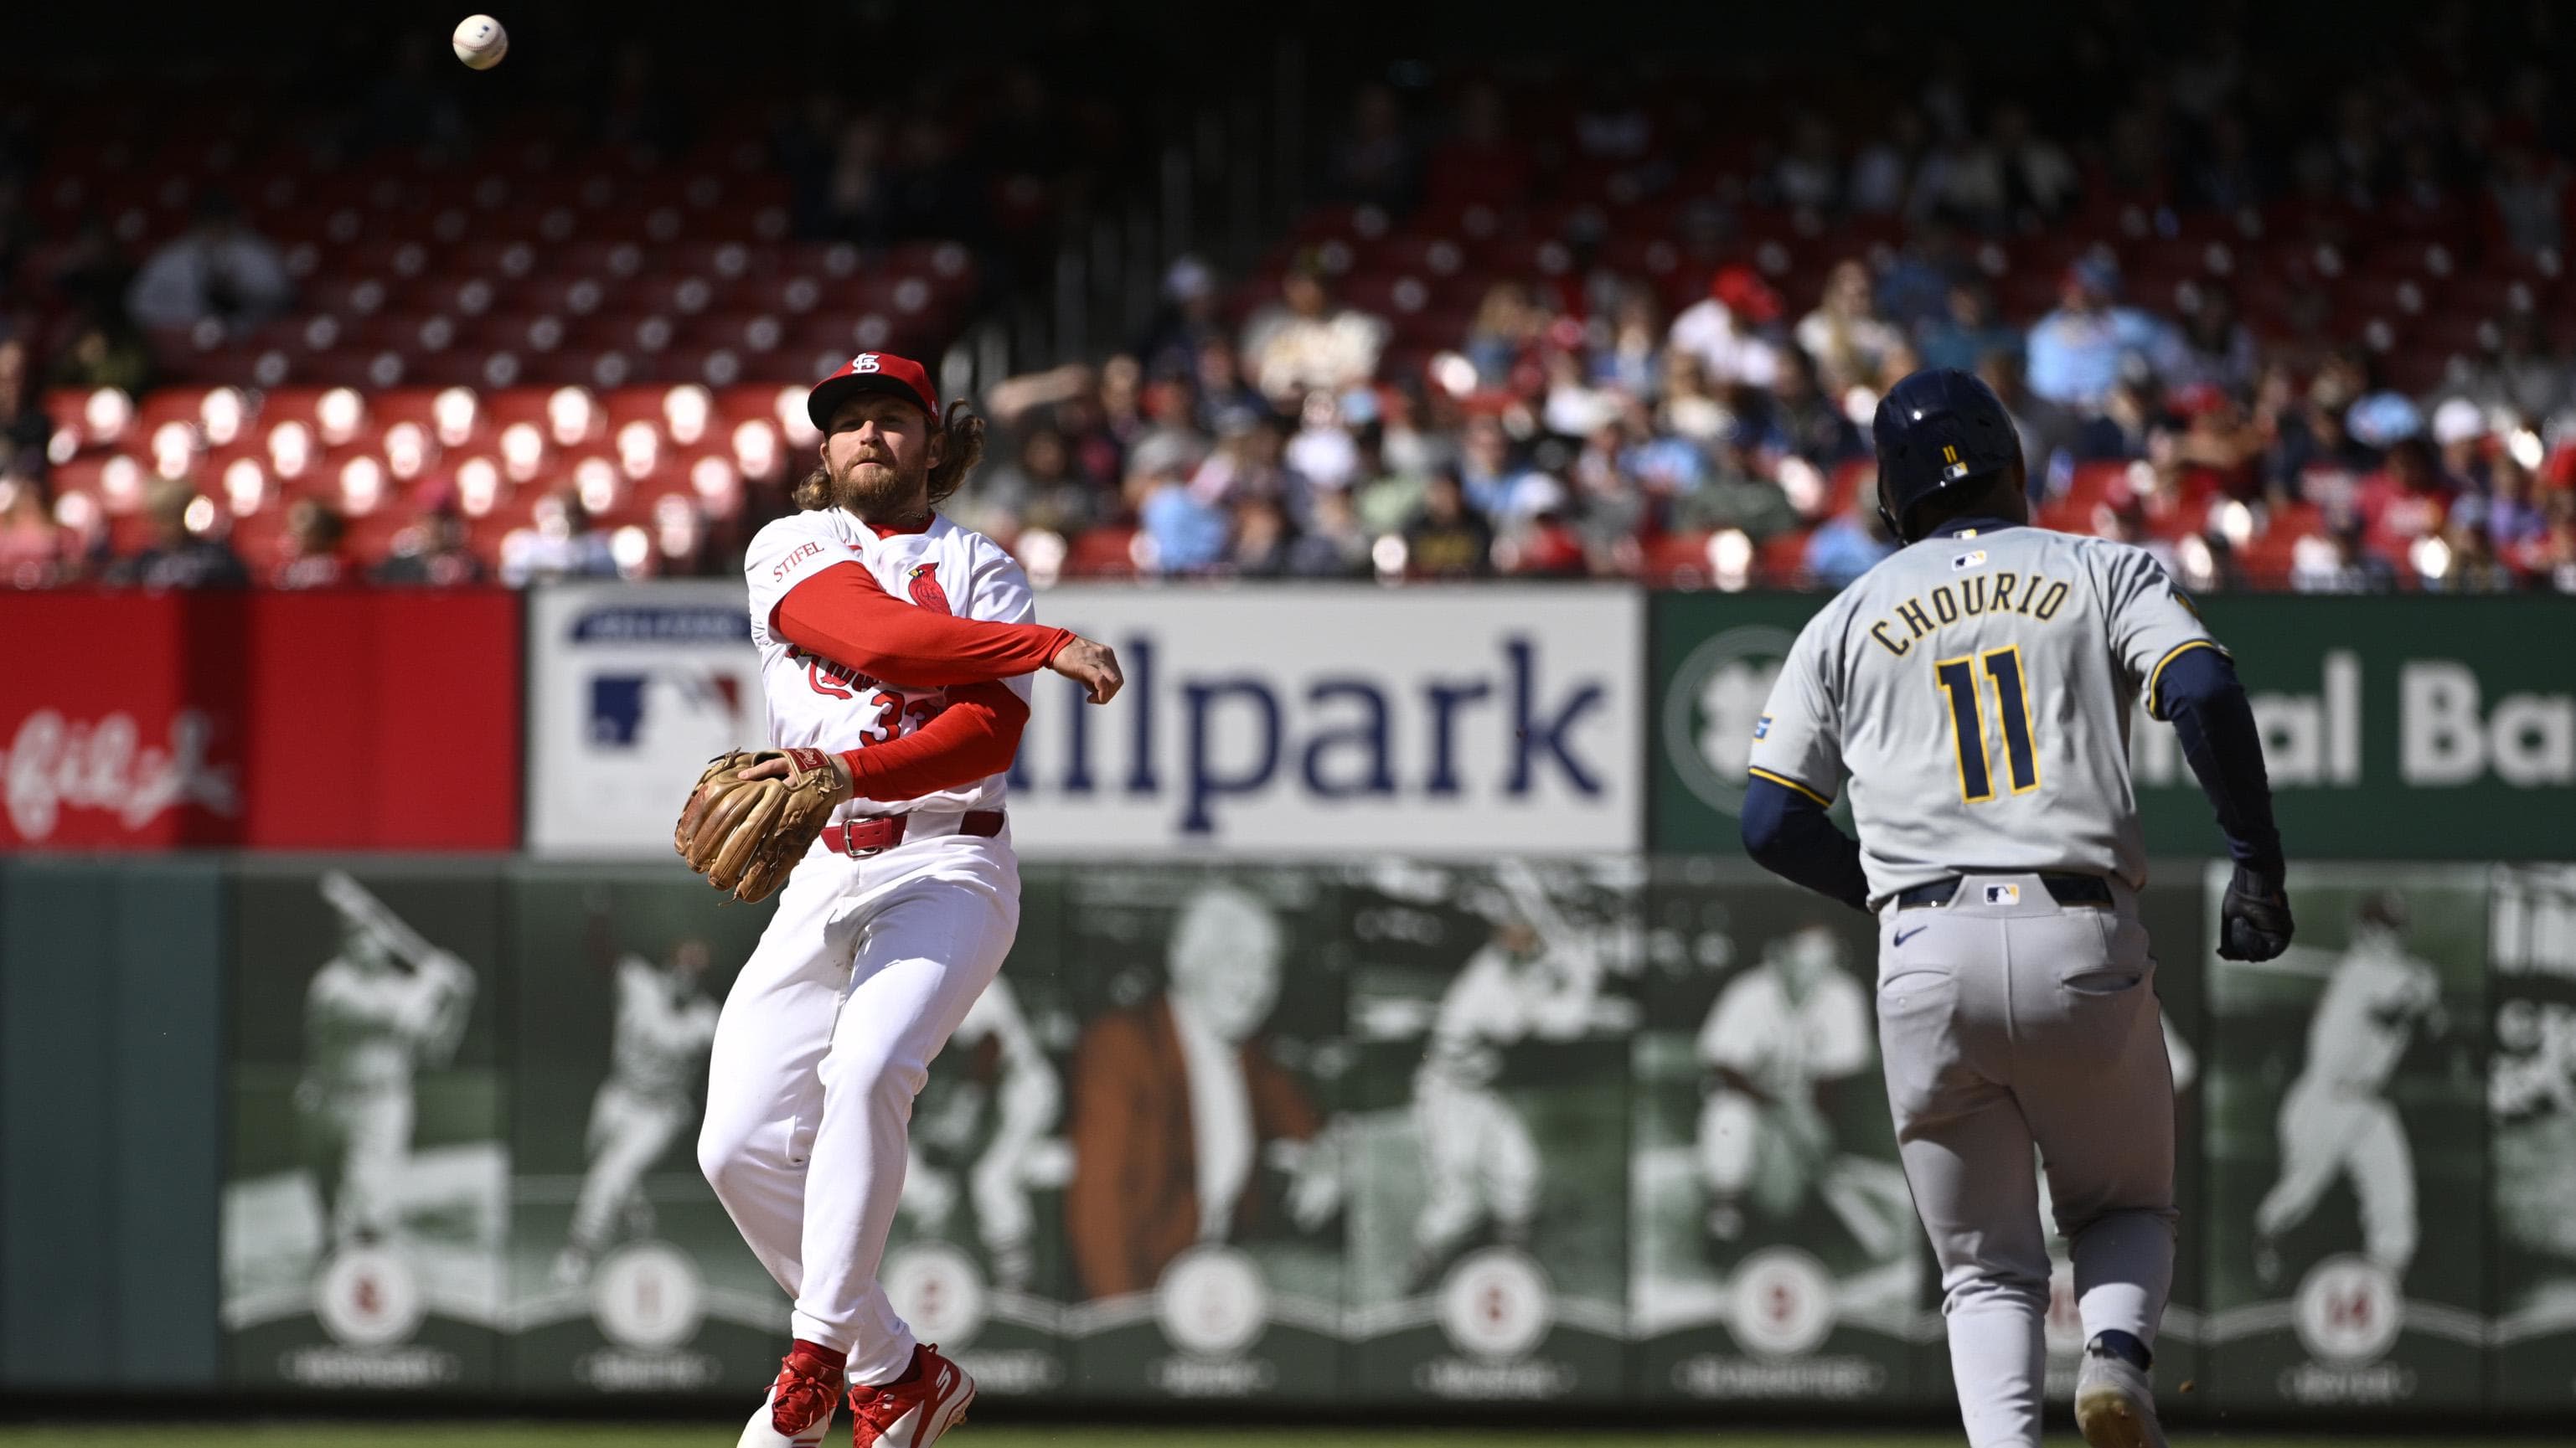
[0,590,519,851]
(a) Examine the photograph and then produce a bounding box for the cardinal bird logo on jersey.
[905,563,953,616]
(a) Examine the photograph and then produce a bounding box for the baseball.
[452,14,508,70]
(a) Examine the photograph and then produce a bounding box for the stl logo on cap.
[850,353,881,374]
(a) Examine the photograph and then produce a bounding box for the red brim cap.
[808,351,940,430]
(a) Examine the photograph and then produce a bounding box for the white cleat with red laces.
[737,1349,841,1448]
[847,1343,976,1448]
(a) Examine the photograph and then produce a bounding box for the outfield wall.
[3,853,2572,1420]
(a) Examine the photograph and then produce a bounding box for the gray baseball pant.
[1873,873,2176,1448]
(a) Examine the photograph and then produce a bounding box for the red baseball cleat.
[737,1348,842,1448]
[847,1343,976,1447]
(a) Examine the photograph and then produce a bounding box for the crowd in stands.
[8,6,2576,591]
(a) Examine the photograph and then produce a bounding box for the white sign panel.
[526,582,767,856]
[1004,585,1641,857]
[525,582,1642,858]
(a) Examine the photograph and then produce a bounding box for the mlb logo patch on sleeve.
[1753,714,1772,740]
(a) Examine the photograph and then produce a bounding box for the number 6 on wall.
[1934,647,2040,802]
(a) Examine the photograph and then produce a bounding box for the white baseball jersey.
[2304,935,2439,1091]
[1748,524,2217,906]
[1696,965,1871,1100]
[304,959,458,1092]
[606,956,719,1105]
[744,508,1038,821]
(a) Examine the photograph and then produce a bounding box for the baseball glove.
[673,748,848,903]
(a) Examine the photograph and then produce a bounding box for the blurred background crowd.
[6,0,2576,592]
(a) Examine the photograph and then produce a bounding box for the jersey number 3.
[1933,647,2039,802]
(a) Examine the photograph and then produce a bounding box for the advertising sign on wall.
[524,583,770,856]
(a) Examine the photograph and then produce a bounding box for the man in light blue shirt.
[2024,255,2181,412]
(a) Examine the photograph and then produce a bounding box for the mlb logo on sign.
[588,672,741,747]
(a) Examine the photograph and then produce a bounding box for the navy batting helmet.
[1871,368,2023,542]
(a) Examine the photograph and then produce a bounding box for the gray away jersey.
[1747,524,2219,908]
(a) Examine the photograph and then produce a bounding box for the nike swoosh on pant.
[1894,925,1928,946]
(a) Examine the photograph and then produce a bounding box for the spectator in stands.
[1240,264,1388,405]
[2454,312,2569,424]
[125,195,292,336]
[1593,287,1664,397]
[1803,482,1896,589]
[0,338,49,477]
[1333,84,1419,211]
[1353,425,1430,538]
[2357,436,2455,563]
[1226,495,1297,577]
[2527,491,2576,591]
[1494,475,1588,578]
[2078,376,2165,461]
[1773,114,1843,213]
[1464,282,1544,390]
[2170,287,2259,394]
[1134,459,1226,576]
[1288,487,1371,578]
[1655,352,1732,441]
[1426,80,1530,205]
[2428,519,2517,593]
[2462,449,2547,554]
[0,463,67,589]
[1796,260,1904,394]
[968,425,1092,541]
[499,490,619,587]
[2270,367,2381,506]
[2429,400,2494,495]
[1403,468,1494,579]
[1976,349,2080,497]
[271,499,350,590]
[2486,146,2566,258]
[1918,281,2016,374]
[2291,517,2398,593]
[1142,258,1226,382]
[1185,338,1264,436]
[373,503,486,587]
[1754,348,1863,465]
[1673,432,1801,539]
[45,314,154,394]
[1849,108,1933,217]
[1668,265,1783,389]
[106,479,247,590]
[2024,255,2179,411]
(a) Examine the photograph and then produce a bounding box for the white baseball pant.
[1873,875,2176,1448]
[697,823,1020,1385]
[2254,1079,2418,1273]
[1412,1071,1540,1255]
[570,1084,689,1255]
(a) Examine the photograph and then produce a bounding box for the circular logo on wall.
[1155,1245,1268,1358]
[2292,1254,2403,1367]
[1662,626,1799,818]
[592,1242,705,1351]
[1436,1248,1553,1363]
[1729,1247,1836,1358]
[884,1241,989,1349]
[316,1245,426,1348]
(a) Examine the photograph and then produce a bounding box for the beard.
[827,454,932,521]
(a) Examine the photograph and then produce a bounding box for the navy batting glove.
[2218,864,2294,961]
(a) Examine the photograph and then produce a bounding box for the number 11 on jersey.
[1934,647,2040,802]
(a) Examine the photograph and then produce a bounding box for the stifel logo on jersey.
[772,541,825,583]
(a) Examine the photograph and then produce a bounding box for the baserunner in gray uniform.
[1738,368,2294,1448]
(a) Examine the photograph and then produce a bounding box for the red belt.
[821,810,1004,858]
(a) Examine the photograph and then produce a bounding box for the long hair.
[793,400,987,513]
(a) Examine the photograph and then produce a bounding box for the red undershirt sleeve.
[837,681,1030,801]
[775,562,1074,688]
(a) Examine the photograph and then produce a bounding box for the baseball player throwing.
[1740,368,2294,1448]
[693,352,1122,1448]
